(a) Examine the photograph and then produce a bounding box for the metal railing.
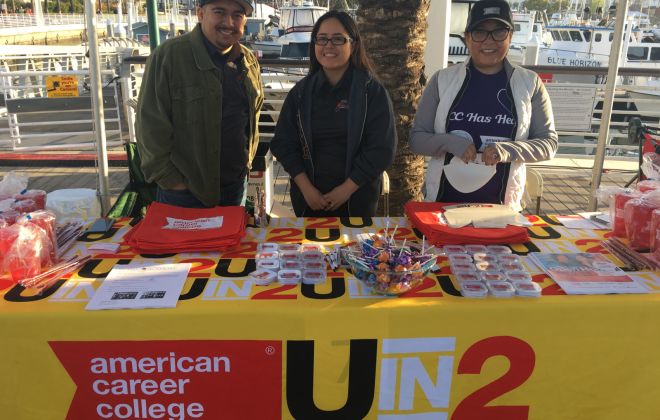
[0,12,192,30]
[0,69,124,151]
[3,52,660,161]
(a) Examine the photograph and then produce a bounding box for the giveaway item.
[302,269,326,285]
[442,156,497,193]
[611,190,642,237]
[513,281,542,297]
[11,199,38,214]
[601,237,660,271]
[278,269,302,285]
[0,222,55,282]
[487,280,516,298]
[123,203,247,253]
[404,201,530,245]
[46,188,101,222]
[0,171,28,197]
[443,204,528,228]
[652,209,660,253]
[0,210,20,226]
[623,195,660,250]
[15,189,47,210]
[530,252,649,295]
[637,180,660,193]
[17,210,58,263]
[249,269,277,286]
[460,281,488,298]
[342,233,438,296]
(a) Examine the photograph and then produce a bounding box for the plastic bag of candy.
[0,219,56,283]
[652,209,660,263]
[0,171,29,198]
[637,179,660,193]
[606,188,642,237]
[623,190,660,250]
[15,189,47,210]
[641,151,660,180]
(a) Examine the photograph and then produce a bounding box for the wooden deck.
[1,158,638,216]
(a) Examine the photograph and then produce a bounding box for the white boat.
[508,10,552,64]
[247,1,328,59]
[277,0,328,59]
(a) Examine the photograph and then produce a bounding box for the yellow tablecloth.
[1,216,659,420]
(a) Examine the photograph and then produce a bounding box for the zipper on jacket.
[296,109,315,217]
[296,110,315,181]
[348,90,369,217]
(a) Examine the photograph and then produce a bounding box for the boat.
[507,10,553,63]
[277,0,328,59]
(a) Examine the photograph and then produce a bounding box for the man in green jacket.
[135,0,264,207]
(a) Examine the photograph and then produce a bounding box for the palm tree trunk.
[357,0,429,216]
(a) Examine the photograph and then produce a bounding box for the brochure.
[529,252,649,295]
[86,263,191,310]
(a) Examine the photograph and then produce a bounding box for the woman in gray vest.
[410,0,557,211]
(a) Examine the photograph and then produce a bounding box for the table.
[1,216,659,420]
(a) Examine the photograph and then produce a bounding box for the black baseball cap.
[465,0,514,32]
[198,0,253,16]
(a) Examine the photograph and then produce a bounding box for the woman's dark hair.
[309,10,375,77]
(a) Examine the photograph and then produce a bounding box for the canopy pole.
[588,0,629,211]
[85,0,111,215]
[146,0,160,51]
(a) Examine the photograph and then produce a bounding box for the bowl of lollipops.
[342,233,438,296]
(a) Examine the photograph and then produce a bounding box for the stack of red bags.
[404,201,529,246]
[123,202,247,253]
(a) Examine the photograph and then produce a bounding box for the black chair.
[624,117,660,187]
[107,142,157,218]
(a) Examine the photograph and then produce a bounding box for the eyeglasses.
[469,28,510,42]
[313,35,353,46]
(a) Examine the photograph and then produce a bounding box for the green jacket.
[135,25,264,207]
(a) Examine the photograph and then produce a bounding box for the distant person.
[270,11,397,217]
[410,0,557,211]
[135,0,264,208]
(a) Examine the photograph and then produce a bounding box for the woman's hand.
[293,173,329,210]
[323,179,359,212]
[302,186,330,210]
[460,144,477,164]
[482,144,501,166]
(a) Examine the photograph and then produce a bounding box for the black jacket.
[270,67,397,216]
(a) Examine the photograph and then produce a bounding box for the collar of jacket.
[464,56,515,79]
[189,24,258,73]
[296,67,374,177]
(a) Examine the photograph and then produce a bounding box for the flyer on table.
[85,263,192,310]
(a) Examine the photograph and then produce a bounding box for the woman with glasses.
[270,11,397,217]
[410,0,557,211]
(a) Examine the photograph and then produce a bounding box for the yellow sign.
[45,75,79,97]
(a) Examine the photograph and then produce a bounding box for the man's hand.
[170,182,187,191]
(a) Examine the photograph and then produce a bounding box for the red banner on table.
[49,340,282,420]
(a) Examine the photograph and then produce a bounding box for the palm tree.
[357,0,429,216]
